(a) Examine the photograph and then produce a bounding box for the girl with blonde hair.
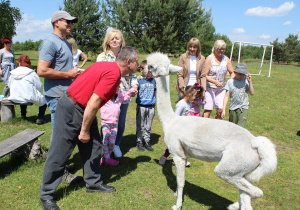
[96,28,137,158]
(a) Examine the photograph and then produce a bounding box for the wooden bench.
[0,129,45,160]
[0,99,33,122]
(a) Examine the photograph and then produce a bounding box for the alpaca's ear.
[169,64,182,73]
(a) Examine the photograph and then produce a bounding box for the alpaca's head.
[146,52,182,77]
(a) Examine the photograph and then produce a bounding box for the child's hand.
[221,110,226,119]
[246,73,252,83]
[130,86,138,97]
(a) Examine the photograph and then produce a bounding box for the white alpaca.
[146,52,277,210]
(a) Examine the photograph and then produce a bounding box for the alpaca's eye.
[148,65,153,69]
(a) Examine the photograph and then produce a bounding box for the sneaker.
[39,198,60,210]
[103,158,119,166]
[159,155,167,165]
[144,141,154,151]
[136,142,145,151]
[113,145,122,158]
[36,119,47,125]
[61,171,83,185]
[65,164,75,172]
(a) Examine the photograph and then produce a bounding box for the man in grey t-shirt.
[37,11,82,203]
[38,10,81,131]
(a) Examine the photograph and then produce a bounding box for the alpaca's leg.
[214,152,263,200]
[227,202,239,210]
[172,155,186,210]
[239,190,253,210]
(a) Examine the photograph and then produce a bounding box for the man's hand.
[68,68,81,79]
[78,130,90,143]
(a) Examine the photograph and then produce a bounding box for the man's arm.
[37,59,80,79]
[78,93,102,143]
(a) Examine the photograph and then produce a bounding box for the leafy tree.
[270,38,285,63]
[12,40,42,51]
[284,34,299,63]
[102,0,215,55]
[0,0,22,41]
[295,44,300,64]
[62,0,105,54]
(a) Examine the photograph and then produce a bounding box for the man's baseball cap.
[235,63,248,75]
[51,10,78,24]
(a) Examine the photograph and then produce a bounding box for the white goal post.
[229,41,274,77]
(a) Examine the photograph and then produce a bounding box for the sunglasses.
[59,19,73,24]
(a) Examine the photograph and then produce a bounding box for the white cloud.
[283,21,292,26]
[245,1,295,17]
[259,34,271,39]
[233,28,246,34]
[13,14,52,42]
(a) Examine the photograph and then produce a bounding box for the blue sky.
[10,0,299,45]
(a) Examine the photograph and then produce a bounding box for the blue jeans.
[44,95,59,142]
[115,103,129,146]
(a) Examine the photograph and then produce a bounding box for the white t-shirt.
[72,49,82,68]
[187,55,197,86]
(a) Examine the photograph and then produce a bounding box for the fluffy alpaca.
[146,52,277,210]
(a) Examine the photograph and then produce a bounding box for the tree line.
[2,0,299,63]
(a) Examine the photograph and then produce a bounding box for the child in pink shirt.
[100,87,137,166]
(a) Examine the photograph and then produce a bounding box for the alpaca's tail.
[245,136,277,182]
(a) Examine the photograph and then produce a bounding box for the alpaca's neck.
[155,76,176,129]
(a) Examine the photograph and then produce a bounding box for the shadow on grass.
[53,133,160,201]
[19,113,51,124]
[0,155,27,179]
[54,155,152,201]
[297,131,300,136]
[120,133,161,156]
[159,160,233,210]
[101,155,151,183]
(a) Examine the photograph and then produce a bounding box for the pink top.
[190,98,206,114]
[100,88,135,125]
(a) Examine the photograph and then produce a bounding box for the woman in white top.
[175,37,206,99]
[8,55,47,123]
[96,28,137,158]
[203,40,235,119]
[67,38,88,68]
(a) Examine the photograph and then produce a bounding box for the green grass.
[0,53,299,209]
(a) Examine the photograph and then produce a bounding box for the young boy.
[136,60,156,151]
[221,63,254,128]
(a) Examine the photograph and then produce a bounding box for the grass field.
[0,51,299,209]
